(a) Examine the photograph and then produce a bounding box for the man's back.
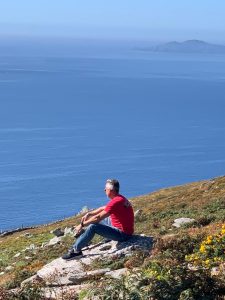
[105,194,134,235]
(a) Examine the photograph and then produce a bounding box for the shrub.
[186,224,225,268]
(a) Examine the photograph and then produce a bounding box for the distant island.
[139,40,225,54]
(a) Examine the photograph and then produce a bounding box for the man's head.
[104,179,120,198]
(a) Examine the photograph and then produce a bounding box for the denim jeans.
[73,223,131,251]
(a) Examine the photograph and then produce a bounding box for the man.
[62,179,134,260]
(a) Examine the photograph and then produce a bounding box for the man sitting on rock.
[62,179,134,260]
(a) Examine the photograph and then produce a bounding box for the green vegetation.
[0,175,225,299]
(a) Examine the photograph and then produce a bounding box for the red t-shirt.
[104,194,134,235]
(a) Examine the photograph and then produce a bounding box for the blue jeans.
[73,224,131,251]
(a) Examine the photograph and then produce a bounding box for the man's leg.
[100,216,112,227]
[73,223,130,252]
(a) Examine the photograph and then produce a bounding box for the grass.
[0,175,225,298]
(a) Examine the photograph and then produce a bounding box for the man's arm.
[75,209,110,233]
[81,206,106,222]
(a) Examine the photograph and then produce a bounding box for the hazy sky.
[0,0,225,43]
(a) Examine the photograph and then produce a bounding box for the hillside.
[0,175,225,299]
[140,40,225,54]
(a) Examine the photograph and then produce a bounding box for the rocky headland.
[0,175,225,299]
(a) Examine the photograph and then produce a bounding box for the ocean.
[1,39,225,231]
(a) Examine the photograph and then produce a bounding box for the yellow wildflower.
[205,259,210,264]
[205,236,213,244]
[200,244,206,253]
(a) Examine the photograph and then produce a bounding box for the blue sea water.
[1,40,225,231]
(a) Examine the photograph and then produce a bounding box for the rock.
[22,235,153,288]
[25,256,32,260]
[14,252,21,258]
[41,242,48,248]
[161,234,179,241]
[51,228,64,237]
[172,218,195,228]
[105,268,127,279]
[134,209,142,216]
[24,244,38,251]
[68,268,111,285]
[187,263,200,271]
[36,257,84,286]
[43,284,90,299]
[99,244,111,251]
[64,227,73,236]
[211,267,220,276]
[0,272,5,276]
[78,206,89,215]
[211,262,225,276]
[46,236,62,246]
[134,209,143,220]
[23,232,33,238]
[5,266,14,272]
[21,275,40,288]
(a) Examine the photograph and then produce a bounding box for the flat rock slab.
[23,235,153,287]
[81,234,154,258]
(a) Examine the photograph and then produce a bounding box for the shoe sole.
[62,255,83,261]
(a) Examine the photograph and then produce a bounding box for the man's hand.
[81,213,90,223]
[74,223,83,236]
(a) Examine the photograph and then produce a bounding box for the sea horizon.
[1,40,225,231]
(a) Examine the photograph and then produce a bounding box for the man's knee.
[86,224,98,232]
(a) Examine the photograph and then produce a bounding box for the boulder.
[105,268,127,279]
[64,227,74,236]
[22,235,154,287]
[172,218,195,228]
[51,228,64,237]
[36,257,84,286]
[46,236,63,246]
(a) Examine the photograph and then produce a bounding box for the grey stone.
[172,218,195,228]
[47,236,62,246]
[211,267,220,276]
[25,244,38,251]
[14,252,21,258]
[22,235,154,288]
[21,275,39,287]
[5,266,14,272]
[105,268,127,279]
[78,206,89,215]
[64,227,73,236]
[134,209,143,221]
[0,272,5,276]
[68,268,111,284]
[51,228,64,237]
[43,283,90,299]
[36,257,84,286]
[23,232,33,238]
[25,256,32,260]
[41,242,48,248]
[187,263,199,271]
